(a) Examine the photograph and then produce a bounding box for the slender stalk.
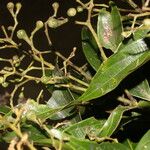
[76,0,107,61]
[56,83,87,92]
[88,23,107,61]
[55,51,91,80]
[76,21,107,61]
[68,74,89,87]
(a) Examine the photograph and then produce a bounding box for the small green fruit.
[52,2,59,9]
[15,62,20,67]
[48,17,68,28]
[77,6,83,12]
[48,18,58,28]
[7,26,13,31]
[121,31,129,38]
[143,18,150,26]
[12,55,20,66]
[2,82,9,88]
[7,2,14,10]
[19,92,24,99]
[17,29,27,39]
[36,20,44,29]
[41,76,49,84]
[16,2,22,10]
[0,76,4,84]
[67,8,77,17]
[13,55,19,61]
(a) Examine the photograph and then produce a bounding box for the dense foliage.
[0,0,150,149]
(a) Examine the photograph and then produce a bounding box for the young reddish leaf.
[97,3,123,52]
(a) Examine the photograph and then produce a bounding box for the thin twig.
[68,74,89,87]
[10,79,30,111]
[55,51,91,80]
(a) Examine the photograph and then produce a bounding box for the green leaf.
[99,142,129,150]
[64,117,105,139]
[65,106,133,140]
[130,79,150,101]
[118,28,150,51]
[135,130,150,150]
[123,139,137,150]
[134,27,150,40]
[66,137,102,150]
[46,67,81,122]
[22,124,50,144]
[78,39,150,102]
[2,124,51,145]
[21,99,64,122]
[2,131,17,143]
[47,90,73,119]
[97,3,123,52]
[47,89,81,122]
[67,139,129,150]
[138,101,150,110]
[97,9,113,50]
[110,1,123,49]
[0,105,11,114]
[98,106,131,137]
[82,27,102,71]
[0,39,4,43]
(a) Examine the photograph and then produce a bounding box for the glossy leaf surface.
[67,140,129,150]
[3,125,51,145]
[64,117,105,138]
[138,101,150,109]
[135,130,150,150]
[98,106,130,137]
[99,142,129,150]
[22,124,50,144]
[0,106,10,114]
[46,67,81,122]
[2,131,17,143]
[82,27,101,71]
[21,99,64,122]
[110,1,123,51]
[79,39,150,102]
[47,89,80,122]
[134,27,150,40]
[130,79,150,101]
[67,137,101,150]
[123,139,137,150]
